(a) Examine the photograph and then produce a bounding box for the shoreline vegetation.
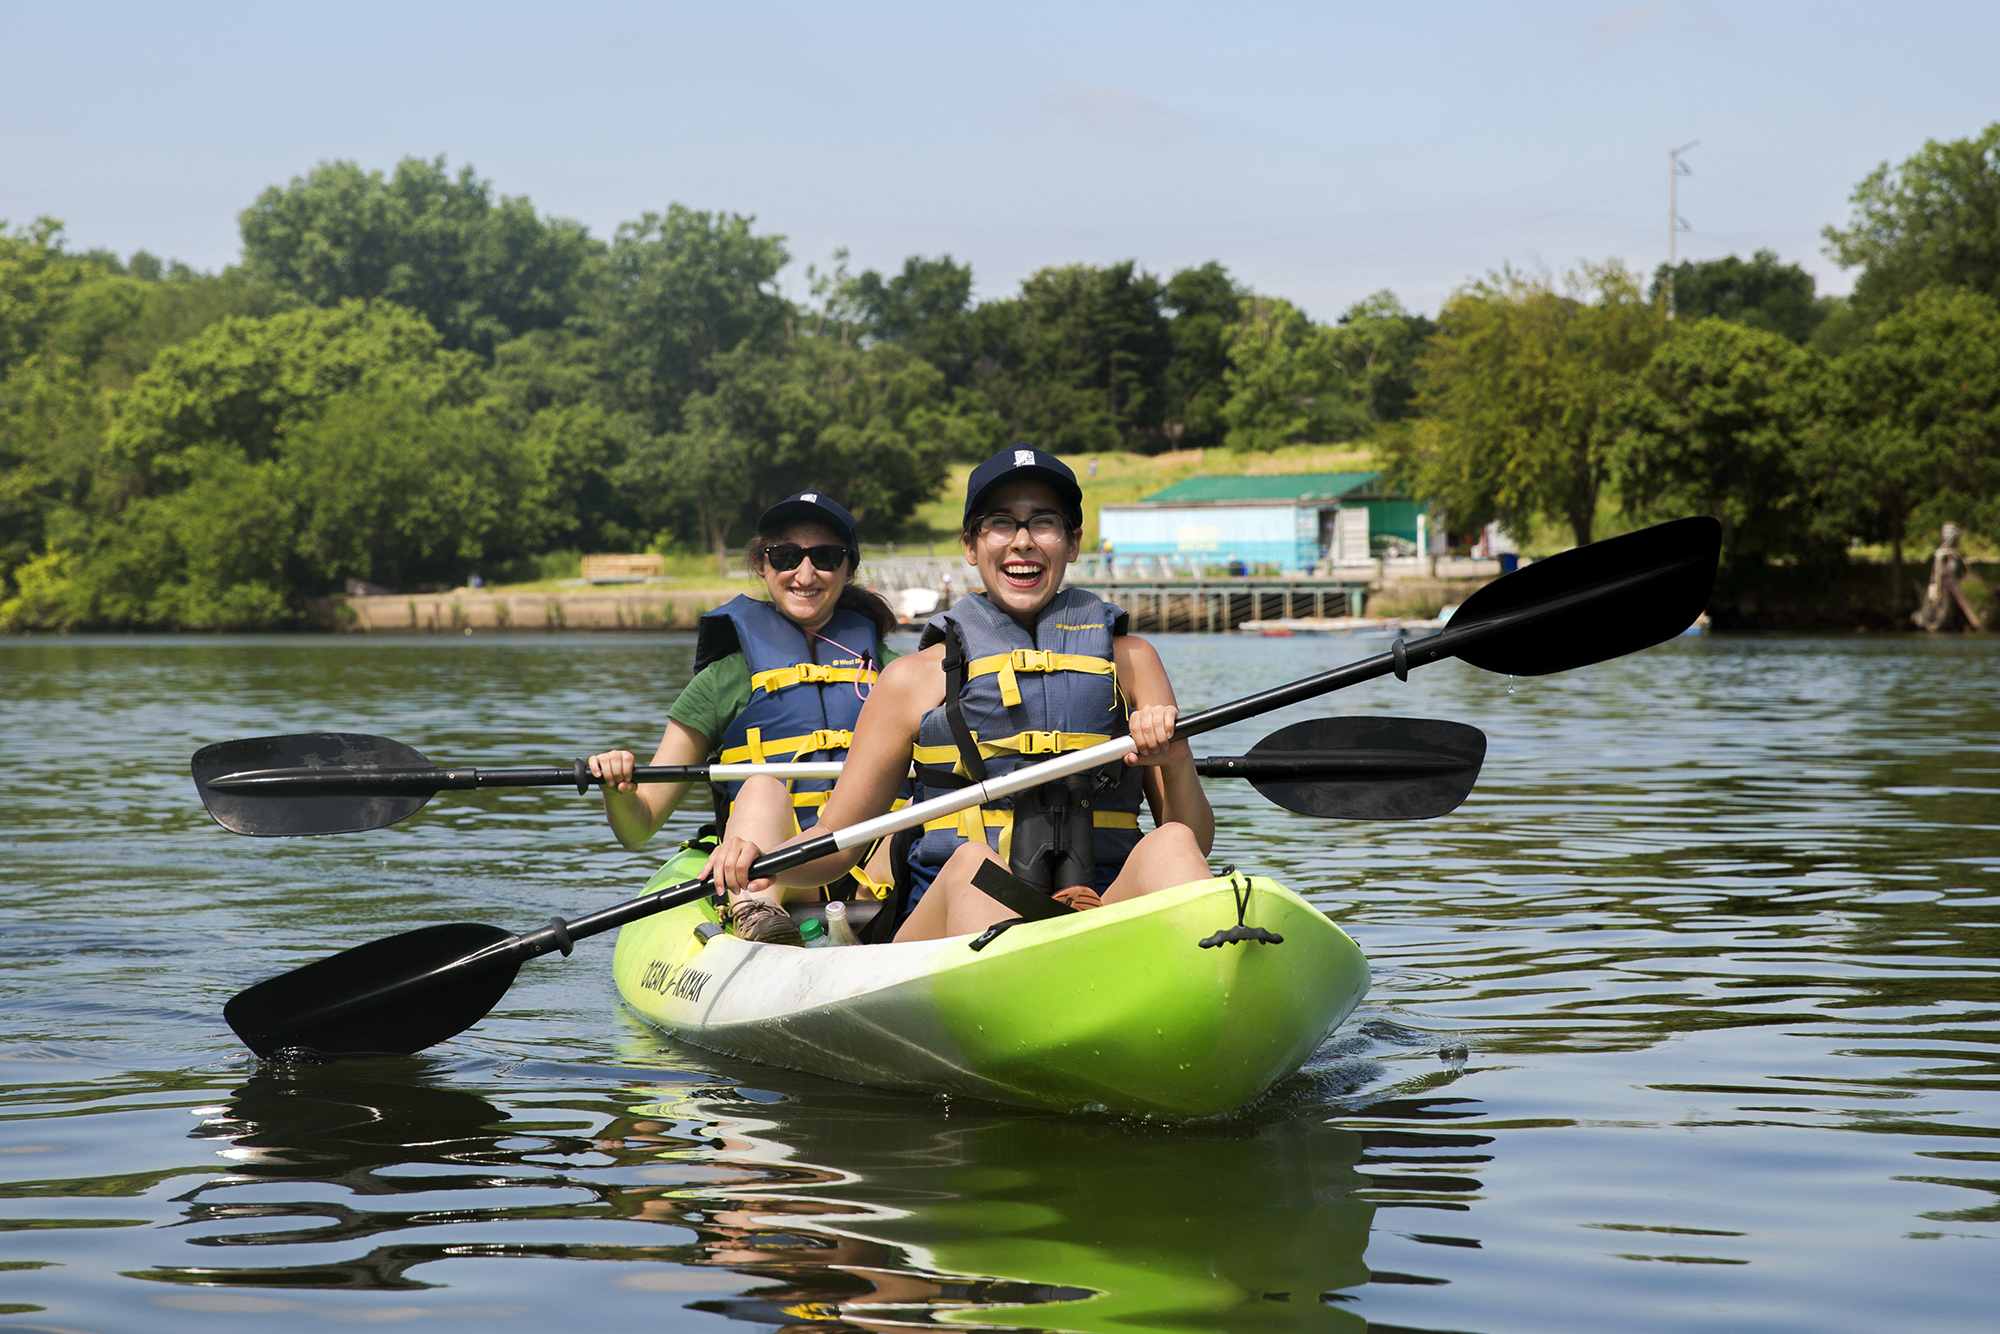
[5,124,2000,635]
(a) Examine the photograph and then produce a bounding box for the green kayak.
[613,845,1368,1118]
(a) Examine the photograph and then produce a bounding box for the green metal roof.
[1137,471,1384,504]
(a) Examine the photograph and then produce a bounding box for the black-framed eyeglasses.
[761,543,853,573]
[977,513,1069,542]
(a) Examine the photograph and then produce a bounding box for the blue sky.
[5,1,1995,318]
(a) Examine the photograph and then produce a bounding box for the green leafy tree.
[1814,286,2000,604]
[979,263,1173,453]
[0,219,83,378]
[1321,290,1435,424]
[1391,263,1663,546]
[590,206,791,436]
[515,402,647,554]
[10,300,514,628]
[1824,124,2000,322]
[284,386,539,591]
[1160,262,1243,450]
[107,300,480,490]
[1220,297,1363,451]
[848,254,980,383]
[628,338,963,567]
[240,156,599,357]
[1612,318,1826,582]
[0,223,270,603]
[1651,250,1830,345]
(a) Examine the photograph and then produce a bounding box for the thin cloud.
[1036,81,1188,145]
[1589,1,1731,45]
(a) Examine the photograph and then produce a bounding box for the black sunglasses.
[761,543,853,573]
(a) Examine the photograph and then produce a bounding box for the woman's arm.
[1114,635,1215,855]
[588,719,711,851]
[707,648,942,894]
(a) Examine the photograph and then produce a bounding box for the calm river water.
[2,631,1995,1332]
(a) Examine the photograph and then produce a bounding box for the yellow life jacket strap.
[911,731,1112,777]
[921,808,1140,836]
[749,662,876,694]
[846,861,894,901]
[718,727,854,765]
[965,648,1116,708]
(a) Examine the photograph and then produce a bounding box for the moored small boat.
[613,845,1368,1118]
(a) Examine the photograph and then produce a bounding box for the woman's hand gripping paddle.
[220,516,1718,1061]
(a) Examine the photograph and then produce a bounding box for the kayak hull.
[612,850,1368,1118]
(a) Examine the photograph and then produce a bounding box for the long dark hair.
[745,529,899,642]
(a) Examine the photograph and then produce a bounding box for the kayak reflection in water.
[707,446,1215,942]
[589,490,903,946]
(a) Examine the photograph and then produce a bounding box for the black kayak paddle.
[221,516,1719,1061]
[191,734,847,838]
[193,719,1481,837]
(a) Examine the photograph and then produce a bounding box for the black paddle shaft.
[204,761,740,795]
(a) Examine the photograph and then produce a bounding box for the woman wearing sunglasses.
[588,490,900,945]
[705,447,1213,943]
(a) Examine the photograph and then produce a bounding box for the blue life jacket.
[694,595,880,826]
[909,588,1145,885]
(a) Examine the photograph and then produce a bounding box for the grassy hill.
[907,443,1379,553]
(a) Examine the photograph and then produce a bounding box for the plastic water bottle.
[824,900,861,948]
[799,917,828,947]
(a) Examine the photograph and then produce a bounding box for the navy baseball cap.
[756,489,859,550]
[963,445,1083,530]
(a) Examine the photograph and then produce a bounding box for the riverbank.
[320,586,735,633]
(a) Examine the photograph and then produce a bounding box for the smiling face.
[962,478,1081,626]
[754,521,851,633]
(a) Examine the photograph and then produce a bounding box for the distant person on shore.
[1913,522,1985,632]
[588,490,901,945]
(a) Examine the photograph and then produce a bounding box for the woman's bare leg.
[893,842,1016,942]
[1101,823,1209,905]
[723,775,801,906]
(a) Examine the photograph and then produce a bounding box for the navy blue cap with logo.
[756,489,859,552]
[963,445,1083,531]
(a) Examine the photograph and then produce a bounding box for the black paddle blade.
[225,923,521,1059]
[192,732,437,836]
[1200,715,1486,819]
[1448,516,1720,677]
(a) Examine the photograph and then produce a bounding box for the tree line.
[0,156,1435,629]
[4,124,1998,629]
[1393,123,2000,611]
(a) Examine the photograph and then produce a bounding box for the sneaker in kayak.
[725,898,803,947]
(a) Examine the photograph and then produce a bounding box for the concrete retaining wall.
[334,589,733,633]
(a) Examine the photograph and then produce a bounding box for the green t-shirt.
[668,642,901,758]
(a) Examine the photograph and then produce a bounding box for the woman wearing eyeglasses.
[588,490,900,945]
[706,447,1214,943]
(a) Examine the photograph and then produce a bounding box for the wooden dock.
[1068,579,1371,633]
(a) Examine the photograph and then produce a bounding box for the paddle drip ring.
[547,916,574,956]
[1198,874,1284,948]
